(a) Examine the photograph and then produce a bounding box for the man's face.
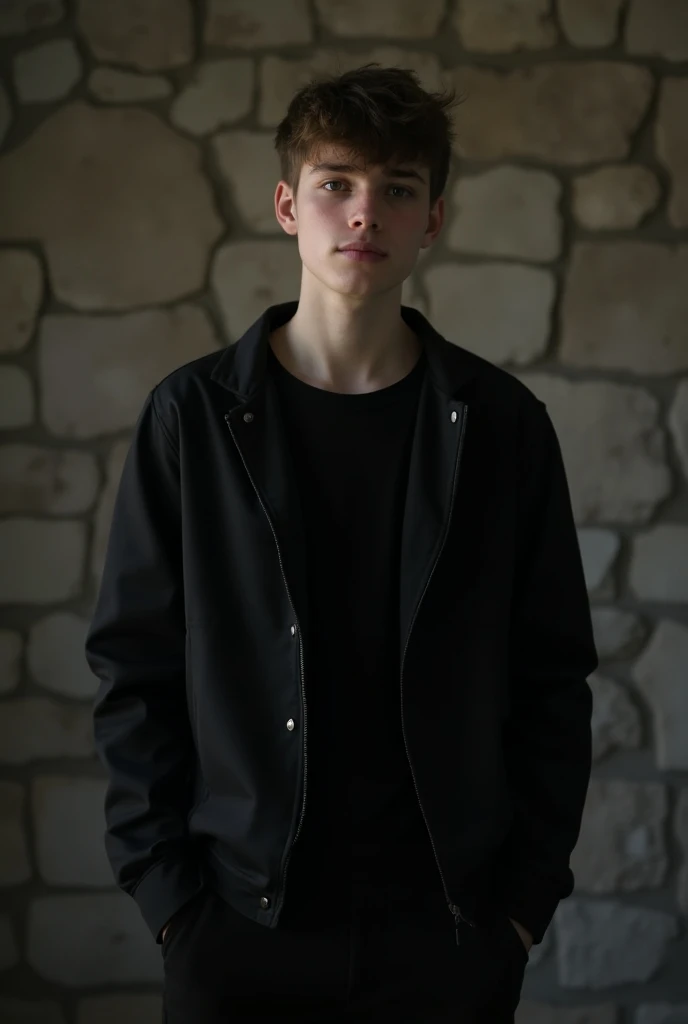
[274,145,444,298]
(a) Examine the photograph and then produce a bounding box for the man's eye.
[321,181,413,197]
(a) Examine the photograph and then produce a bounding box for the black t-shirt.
[268,339,446,916]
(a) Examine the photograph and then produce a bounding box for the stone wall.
[0,1,687,1021]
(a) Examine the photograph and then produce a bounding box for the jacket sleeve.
[85,387,204,944]
[498,397,598,945]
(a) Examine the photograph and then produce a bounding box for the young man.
[86,64,598,1021]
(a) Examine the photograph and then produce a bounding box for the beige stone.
[561,243,688,374]
[578,528,619,597]
[38,305,219,438]
[448,166,562,261]
[626,0,688,61]
[590,673,641,762]
[170,58,253,135]
[0,782,30,884]
[630,525,688,602]
[573,165,660,229]
[13,38,81,103]
[0,102,224,310]
[425,262,554,365]
[88,68,171,102]
[211,240,303,341]
[0,249,42,353]
[213,131,282,234]
[669,379,688,480]
[447,63,652,164]
[76,995,163,1024]
[0,1000,66,1024]
[0,914,18,971]
[656,78,688,228]
[77,0,193,70]
[592,608,645,660]
[454,0,556,52]
[0,1,64,36]
[32,776,111,886]
[0,519,85,603]
[0,444,98,514]
[0,82,11,148]
[0,366,34,428]
[633,620,688,771]
[315,0,444,38]
[557,0,624,46]
[0,698,94,764]
[92,440,128,585]
[205,0,312,47]
[0,630,22,695]
[515,1007,617,1024]
[28,613,98,699]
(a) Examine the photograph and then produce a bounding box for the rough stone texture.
[0,913,19,970]
[590,673,642,762]
[515,375,671,524]
[211,240,303,341]
[259,48,444,126]
[448,63,652,164]
[630,525,688,602]
[425,263,554,366]
[205,0,312,47]
[0,1,64,36]
[88,68,171,103]
[572,166,660,230]
[170,58,253,135]
[554,898,678,989]
[76,995,163,1024]
[27,613,98,699]
[636,1007,688,1024]
[578,529,620,598]
[515,1002,619,1023]
[0,698,94,764]
[677,788,688,914]
[77,0,193,70]
[560,244,688,374]
[27,893,163,985]
[213,130,283,234]
[0,630,22,695]
[453,0,556,52]
[669,380,688,481]
[626,0,688,61]
[0,444,98,515]
[448,167,562,261]
[91,440,128,585]
[0,367,34,428]
[0,519,85,603]
[0,103,224,310]
[0,82,11,148]
[0,249,42,353]
[0,1000,66,1024]
[656,79,688,229]
[38,306,220,438]
[572,780,668,892]
[32,776,111,886]
[632,620,688,771]
[557,0,624,46]
[315,0,444,38]
[592,608,645,661]
[0,782,30,885]
[13,38,81,103]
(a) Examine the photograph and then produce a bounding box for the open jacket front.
[85,300,598,949]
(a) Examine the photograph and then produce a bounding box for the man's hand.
[508,917,533,953]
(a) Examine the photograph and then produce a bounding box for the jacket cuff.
[132,857,205,944]
[501,868,566,945]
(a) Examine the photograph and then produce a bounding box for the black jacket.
[85,300,598,948]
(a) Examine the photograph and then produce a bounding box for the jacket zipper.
[399,404,471,948]
[224,411,307,921]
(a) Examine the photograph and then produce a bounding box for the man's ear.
[275,181,299,237]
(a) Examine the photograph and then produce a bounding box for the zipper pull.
[450,904,475,946]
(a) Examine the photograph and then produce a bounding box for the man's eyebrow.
[307,162,426,184]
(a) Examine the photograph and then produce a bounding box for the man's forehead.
[304,148,427,183]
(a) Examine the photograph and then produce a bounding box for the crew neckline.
[267,343,425,404]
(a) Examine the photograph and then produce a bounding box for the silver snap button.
[243,411,254,423]
[286,718,295,731]
[450,410,457,423]
[260,896,270,909]
[290,624,296,636]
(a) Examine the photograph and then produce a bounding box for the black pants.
[161,879,528,1022]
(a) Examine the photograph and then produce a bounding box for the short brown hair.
[273,63,460,208]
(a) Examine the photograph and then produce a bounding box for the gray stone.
[0,782,30,885]
[91,440,128,586]
[578,529,619,597]
[590,672,642,762]
[0,1,64,36]
[213,130,282,234]
[636,1006,688,1024]
[32,776,111,886]
[561,243,688,374]
[0,103,224,310]
[211,240,303,342]
[38,306,219,438]
[0,914,19,970]
[626,0,688,61]
[0,250,42,353]
[515,1001,619,1023]
[515,375,671,524]
[170,58,253,135]
[0,444,98,514]
[13,38,81,103]
[632,620,688,771]
[557,0,624,46]
[448,167,562,261]
[630,525,688,602]
[0,367,34,428]
[27,893,162,985]
[88,68,171,103]
[572,166,660,229]
[0,82,11,148]
[669,380,688,480]
[448,63,652,164]
[453,0,556,51]
[0,999,66,1024]
[554,898,678,989]
[28,612,98,699]
[425,263,554,366]
[315,0,444,38]
[656,79,688,228]
[0,698,94,764]
[572,779,668,892]
[0,629,22,695]
[205,0,312,47]
[77,0,193,71]
[676,788,688,914]
[0,519,85,603]
[592,608,645,661]
[76,995,163,1024]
